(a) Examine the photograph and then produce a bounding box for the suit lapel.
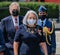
[9,16,15,32]
[8,16,22,32]
[19,16,23,25]
[19,16,20,25]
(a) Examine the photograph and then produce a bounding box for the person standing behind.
[1,2,23,55]
[37,6,56,55]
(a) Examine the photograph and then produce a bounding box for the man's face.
[38,11,47,20]
[10,5,19,15]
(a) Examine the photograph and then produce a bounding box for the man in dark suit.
[1,2,23,55]
[37,6,56,55]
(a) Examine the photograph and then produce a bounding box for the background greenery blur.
[0,2,59,21]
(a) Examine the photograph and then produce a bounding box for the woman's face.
[26,13,37,26]
[27,13,37,20]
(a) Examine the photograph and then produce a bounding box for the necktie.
[15,18,18,31]
[41,21,43,36]
[41,21,43,28]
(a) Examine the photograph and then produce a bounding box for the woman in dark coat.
[13,10,48,55]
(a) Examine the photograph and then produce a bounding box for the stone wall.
[56,31,60,54]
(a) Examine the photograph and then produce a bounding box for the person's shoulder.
[1,16,11,22]
[19,15,24,19]
[46,19,55,28]
[19,24,23,27]
[47,19,52,23]
[19,24,25,29]
[17,24,26,33]
[46,19,52,25]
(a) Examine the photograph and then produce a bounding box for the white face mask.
[27,19,36,25]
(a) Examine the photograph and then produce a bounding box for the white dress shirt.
[12,16,19,27]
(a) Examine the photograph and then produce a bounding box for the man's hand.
[0,52,4,55]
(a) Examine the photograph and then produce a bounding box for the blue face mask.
[27,19,36,25]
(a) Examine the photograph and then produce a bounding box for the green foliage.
[0,2,59,20]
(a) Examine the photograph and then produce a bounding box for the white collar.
[11,16,19,26]
[37,18,46,27]
[12,16,19,20]
[39,19,46,23]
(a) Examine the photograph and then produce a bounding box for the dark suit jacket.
[0,29,5,52]
[37,19,56,54]
[1,15,23,49]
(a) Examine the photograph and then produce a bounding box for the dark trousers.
[4,47,14,55]
[40,47,44,55]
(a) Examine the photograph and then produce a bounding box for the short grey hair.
[23,10,38,25]
[9,2,20,12]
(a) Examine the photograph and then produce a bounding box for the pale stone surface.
[56,31,60,54]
